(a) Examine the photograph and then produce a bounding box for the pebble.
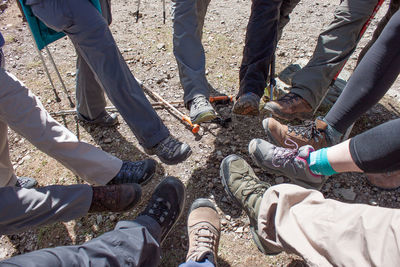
[275,177,285,184]
[96,215,103,224]
[334,188,356,201]
[103,138,112,144]
[369,199,378,206]
[156,43,165,50]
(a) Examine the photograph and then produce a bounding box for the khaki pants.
[257,184,400,267]
[0,68,122,186]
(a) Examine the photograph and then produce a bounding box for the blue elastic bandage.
[307,148,338,176]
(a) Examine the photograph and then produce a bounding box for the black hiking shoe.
[139,177,186,243]
[144,135,192,165]
[108,159,157,186]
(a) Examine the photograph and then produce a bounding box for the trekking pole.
[34,45,62,103]
[45,46,75,108]
[162,0,166,24]
[209,95,233,104]
[139,82,200,133]
[136,0,141,22]
[269,54,276,101]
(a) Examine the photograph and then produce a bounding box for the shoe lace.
[232,170,270,198]
[271,139,299,168]
[191,97,209,110]
[278,92,300,104]
[191,225,218,254]
[109,161,144,184]
[146,197,172,226]
[288,120,323,141]
[156,136,181,157]
[15,178,28,187]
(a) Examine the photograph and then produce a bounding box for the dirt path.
[0,0,399,266]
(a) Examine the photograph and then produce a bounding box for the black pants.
[324,10,400,172]
[238,0,300,98]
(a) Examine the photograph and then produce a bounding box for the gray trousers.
[171,0,211,105]
[0,66,121,187]
[0,215,161,267]
[290,0,379,109]
[27,0,169,148]
[75,0,110,120]
[0,184,91,235]
[171,0,300,102]
[256,184,400,267]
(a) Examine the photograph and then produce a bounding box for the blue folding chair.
[18,0,102,107]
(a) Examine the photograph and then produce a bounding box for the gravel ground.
[0,0,399,266]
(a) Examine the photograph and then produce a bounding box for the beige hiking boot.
[186,198,221,266]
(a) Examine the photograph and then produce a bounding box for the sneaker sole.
[191,111,217,124]
[219,155,279,255]
[248,140,326,190]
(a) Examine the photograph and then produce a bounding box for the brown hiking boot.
[366,170,400,190]
[263,117,331,150]
[263,92,313,120]
[186,198,220,265]
[89,184,141,213]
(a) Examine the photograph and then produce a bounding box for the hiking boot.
[186,198,220,265]
[15,176,38,189]
[248,138,326,189]
[366,170,400,190]
[77,111,118,127]
[232,92,260,116]
[89,183,142,213]
[188,96,217,124]
[220,154,271,254]
[263,117,342,150]
[108,159,156,186]
[144,135,192,165]
[139,176,185,243]
[263,92,313,120]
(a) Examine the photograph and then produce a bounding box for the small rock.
[275,177,285,184]
[334,188,356,201]
[156,43,165,50]
[221,218,228,226]
[103,138,112,144]
[96,215,103,224]
[235,226,244,233]
[369,199,378,206]
[225,215,231,221]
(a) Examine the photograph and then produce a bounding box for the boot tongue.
[297,145,315,160]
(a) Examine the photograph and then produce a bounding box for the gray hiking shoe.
[186,198,220,265]
[248,138,326,190]
[15,176,38,189]
[77,111,118,127]
[144,135,192,165]
[220,154,273,254]
[188,96,217,124]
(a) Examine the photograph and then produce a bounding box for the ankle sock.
[307,148,338,176]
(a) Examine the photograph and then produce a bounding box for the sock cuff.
[307,148,338,176]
